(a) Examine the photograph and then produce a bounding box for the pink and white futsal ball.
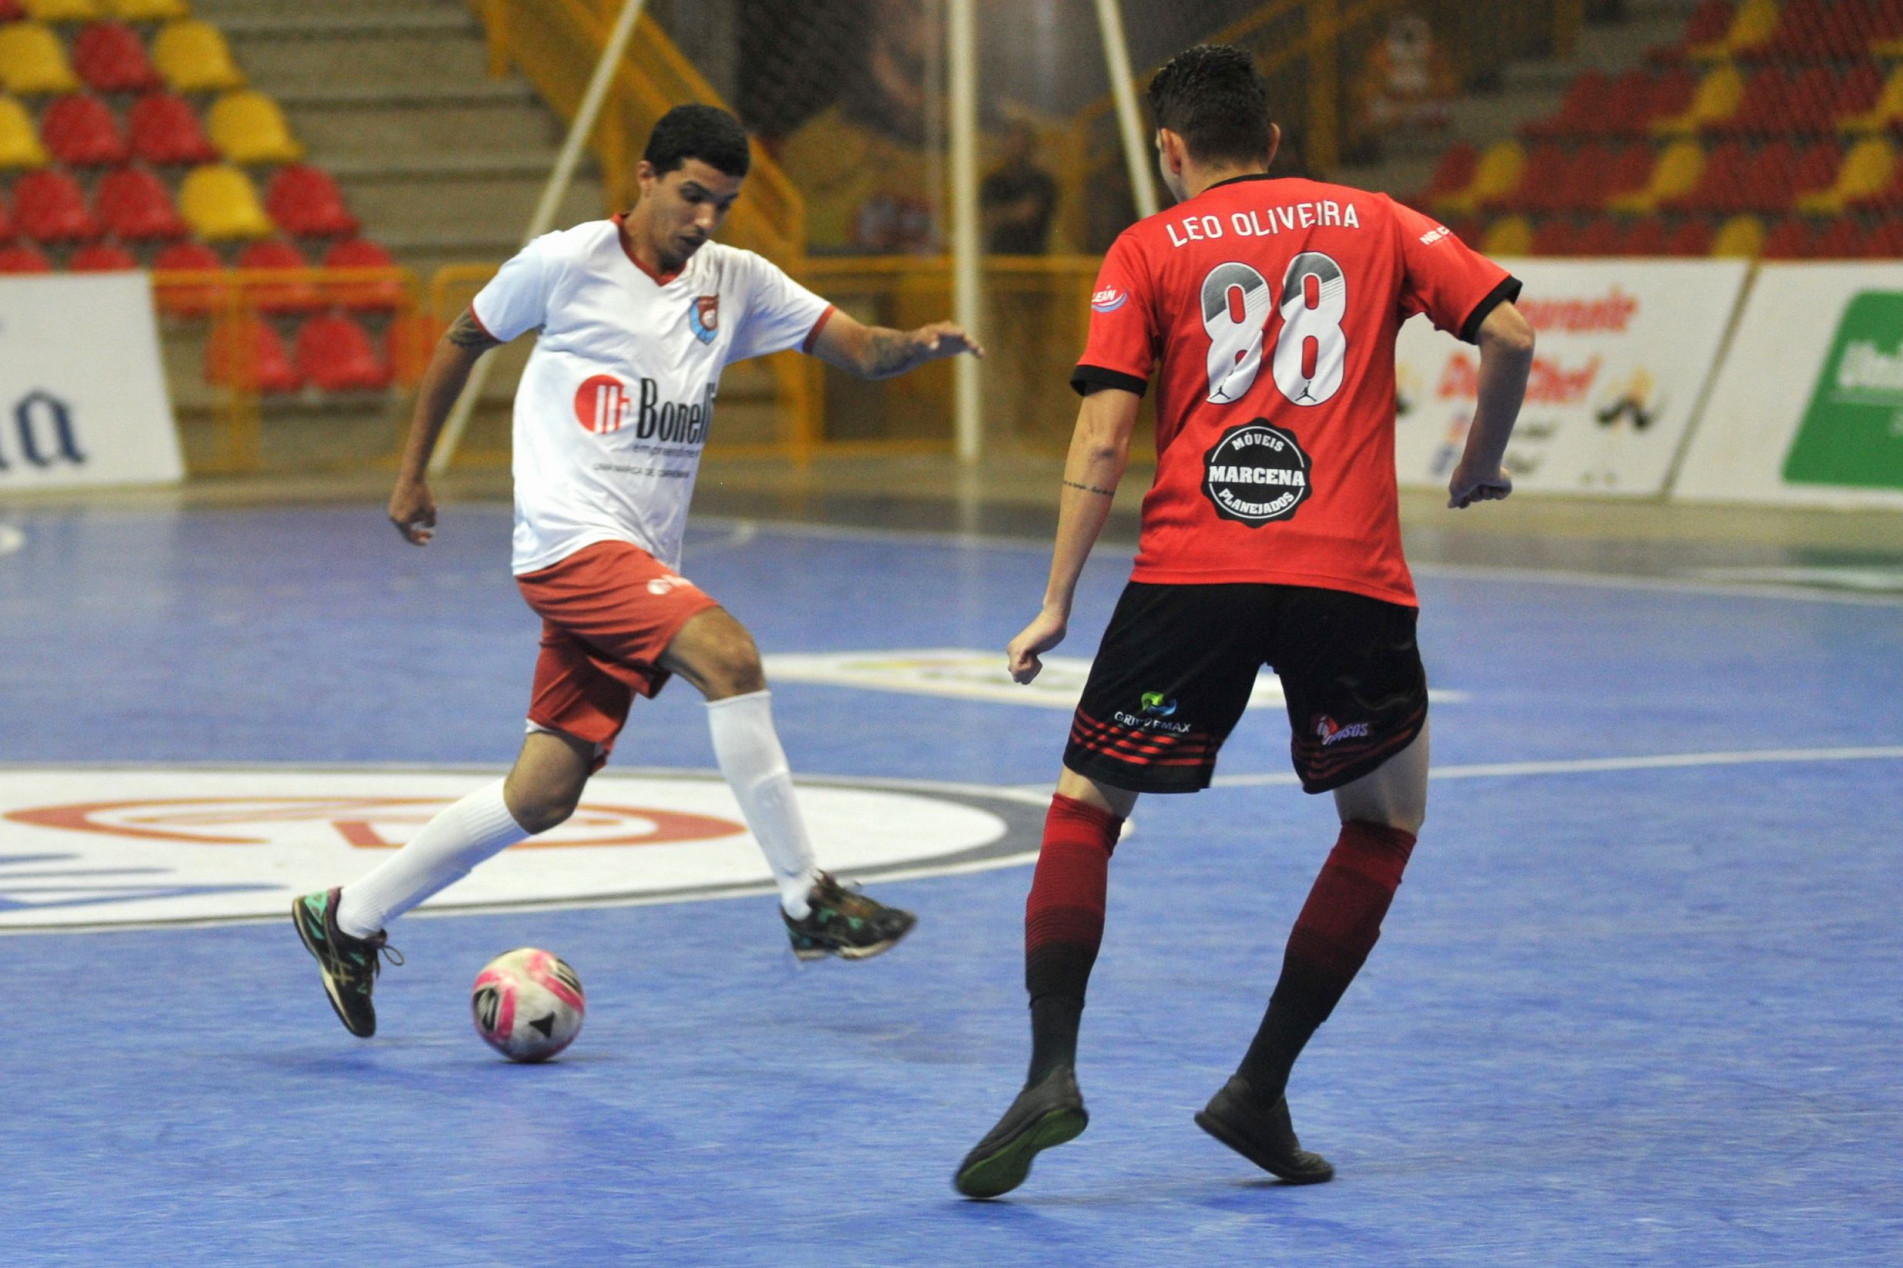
[471,948,585,1062]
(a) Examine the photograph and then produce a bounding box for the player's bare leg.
[1197,721,1432,1183]
[661,607,916,960]
[956,768,1136,1198]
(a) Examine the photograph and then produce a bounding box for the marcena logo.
[1091,287,1128,313]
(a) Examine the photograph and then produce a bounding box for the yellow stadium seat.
[179,163,276,240]
[0,23,82,95]
[1434,141,1525,216]
[153,19,245,93]
[23,0,103,21]
[104,0,193,18]
[1842,68,1903,134]
[1691,0,1780,60]
[1797,138,1897,213]
[0,96,50,168]
[208,90,304,164]
[1608,141,1706,212]
[1480,216,1535,257]
[1711,215,1765,258]
[1653,64,1745,135]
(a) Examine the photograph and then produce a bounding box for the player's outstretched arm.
[809,310,984,380]
[1008,387,1141,684]
[1448,301,1535,510]
[388,311,504,545]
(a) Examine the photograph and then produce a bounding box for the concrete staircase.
[1338,0,1706,201]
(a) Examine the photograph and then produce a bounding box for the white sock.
[335,780,529,938]
[706,690,821,919]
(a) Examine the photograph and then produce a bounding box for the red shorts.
[514,540,720,758]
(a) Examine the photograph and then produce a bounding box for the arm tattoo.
[445,309,503,350]
[863,327,916,378]
[1063,479,1116,497]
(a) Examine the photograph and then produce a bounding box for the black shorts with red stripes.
[1064,581,1428,795]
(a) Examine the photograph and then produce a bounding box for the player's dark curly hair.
[1147,44,1274,167]
[644,104,752,178]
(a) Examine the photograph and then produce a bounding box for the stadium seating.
[72,21,159,93]
[1654,64,1747,133]
[150,238,226,316]
[323,237,406,311]
[0,93,48,165]
[0,21,80,94]
[1797,136,1896,210]
[294,313,391,392]
[104,0,188,19]
[94,163,184,238]
[205,312,300,394]
[23,1,102,23]
[179,162,274,239]
[128,90,217,165]
[151,19,242,93]
[13,166,98,239]
[69,240,138,270]
[1711,212,1766,255]
[0,242,53,271]
[236,238,324,313]
[264,163,359,238]
[208,89,302,165]
[40,92,127,165]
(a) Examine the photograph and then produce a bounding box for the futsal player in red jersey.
[955,45,1535,1197]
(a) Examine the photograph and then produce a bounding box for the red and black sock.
[1237,820,1417,1099]
[1022,793,1122,1084]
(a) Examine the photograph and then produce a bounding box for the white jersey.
[471,217,833,575]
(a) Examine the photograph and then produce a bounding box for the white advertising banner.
[1675,263,1903,509]
[1394,259,1750,496]
[0,273,182,491]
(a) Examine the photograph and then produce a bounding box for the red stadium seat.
[264,164,359,238]
[151,238,226,316]
[0,243,54,272]
[1669,140,1748,210]
[1505,143,1572,213]
[1772,0,1835,60]
[0,1,24,20]
[1619,217,1671,255]
[1637,68,1700,134]
[39,93,129,166]
[1531,217,1580,255]
[295,313,391,392]
[1526,71,1610,139]
[127,91,217,165]
[1758,217,1814,259]
[1861,217,1903,257]
[95,164,186,240]
[1419,143,1478,204]
[1571,216,1624,255]
[12,168,101,242]
[236,238,324,313]
[1665,219,1715,255]
[323,237,405,311]
[69,241,139,271]
[206,314,301,393]
[72,22,161,94]
[1810,217,1865,257]
[0,188,11,242]
[1593,69,1660,137]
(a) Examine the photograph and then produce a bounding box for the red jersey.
[1074,175,1517,607]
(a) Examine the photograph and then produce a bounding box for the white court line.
[0,525,24,556]
[693,517,1903,608]
[1204,745,1903,790]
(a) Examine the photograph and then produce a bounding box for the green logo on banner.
[1784,291,1903,489]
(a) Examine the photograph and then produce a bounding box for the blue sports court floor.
[1,498,1899,1266]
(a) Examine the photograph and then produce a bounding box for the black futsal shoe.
[954,1065,1089,1199]
[783,873,917,961]
[292,887,400,1038]
[1195,1076,1336,1184]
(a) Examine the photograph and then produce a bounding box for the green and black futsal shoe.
[954,1065,1089,1198]
[292,887,400,1038]
[782,873,917,961]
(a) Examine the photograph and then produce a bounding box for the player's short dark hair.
[1147,44,1274,168]
[644,104,752,178]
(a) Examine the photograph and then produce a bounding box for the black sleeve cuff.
[1071,364,1150,398]
[1458,276,1523,344]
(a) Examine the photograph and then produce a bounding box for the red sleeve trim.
[467,303,496,341]
[801,303,838,354]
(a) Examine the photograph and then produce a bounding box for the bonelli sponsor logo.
[0,767,1046,931]
[1784,291,1903,490]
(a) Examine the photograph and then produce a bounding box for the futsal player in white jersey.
[295,105,982,1038]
